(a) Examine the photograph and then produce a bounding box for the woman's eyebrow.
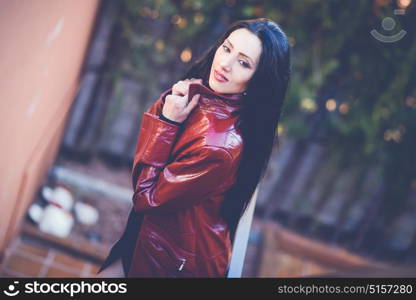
[225,39,254,64]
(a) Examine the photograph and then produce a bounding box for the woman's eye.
[222,45,249,68]
[239,60,250,68]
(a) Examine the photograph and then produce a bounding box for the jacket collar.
[188,81,244,117]
[160,81,244,117]
[192,80,245,102]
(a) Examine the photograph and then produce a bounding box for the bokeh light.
[180,47,192,62]
[325,99,337,111]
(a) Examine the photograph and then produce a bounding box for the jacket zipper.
[178,258,186,271]
[158,242,187,271]
[147,232,188,272]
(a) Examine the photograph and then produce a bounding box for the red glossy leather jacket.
[126,82,244,277]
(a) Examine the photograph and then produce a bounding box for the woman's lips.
[214,70,228,82]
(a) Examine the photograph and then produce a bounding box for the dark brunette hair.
[181,18,291,243]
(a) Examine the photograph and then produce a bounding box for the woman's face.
[208,28,262,94]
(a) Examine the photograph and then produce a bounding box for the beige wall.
[0,0,99,260]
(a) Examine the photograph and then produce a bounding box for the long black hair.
[181,18,291,243]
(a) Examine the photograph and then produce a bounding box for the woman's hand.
[171,78,203,96]
[162,78,203,123]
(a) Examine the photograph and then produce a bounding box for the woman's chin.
[208,78,225,93]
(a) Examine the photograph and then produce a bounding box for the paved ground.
[0,236,101,278]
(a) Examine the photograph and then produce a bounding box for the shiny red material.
[127,82,244,277]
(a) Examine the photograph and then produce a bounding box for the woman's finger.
[172,81,188,96]
[172,78,202,97]
[166,94,186,106]
[184,94,201,114]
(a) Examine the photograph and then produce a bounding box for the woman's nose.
[219,58,232,72]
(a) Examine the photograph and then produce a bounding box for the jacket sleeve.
[159,111,184,126]
[131,87,172,188]
[130,99,233,215]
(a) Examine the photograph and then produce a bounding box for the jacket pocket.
[141,230,196,277]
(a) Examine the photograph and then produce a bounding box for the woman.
[97,17,291,277]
